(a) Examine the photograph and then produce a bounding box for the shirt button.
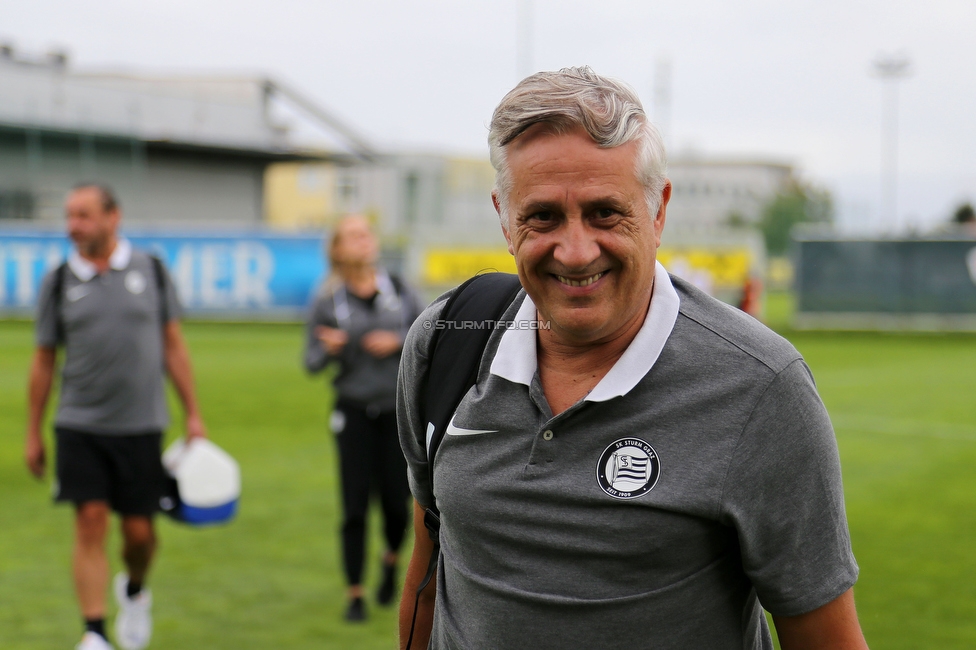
[543,430,554,441]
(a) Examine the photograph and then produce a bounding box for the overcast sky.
[3,0,975,232]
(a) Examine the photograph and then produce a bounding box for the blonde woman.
[304,216,424,621]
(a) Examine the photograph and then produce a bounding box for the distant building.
[0,45,370,226]
[666,157,794,231]
[0,47,776,315]
[265,154,505,284]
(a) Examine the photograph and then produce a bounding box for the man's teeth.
[556,272,605,287]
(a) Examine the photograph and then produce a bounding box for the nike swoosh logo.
[445,414,498,437]
[66,285,91,302]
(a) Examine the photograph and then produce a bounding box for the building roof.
[669,156,794,171]
[0,47,375,161]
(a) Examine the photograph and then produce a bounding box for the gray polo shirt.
[398,262,858,650]
[36,239,181,435]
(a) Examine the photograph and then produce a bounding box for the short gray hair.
[488,66,667,228]
[72,182,118,212]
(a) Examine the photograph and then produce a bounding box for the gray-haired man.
[397,68,866,649]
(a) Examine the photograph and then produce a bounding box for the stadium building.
[666,156,794,230]
[0,46,782,316]
[0,45,372,227]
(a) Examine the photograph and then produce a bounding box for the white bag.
[161,438,241,526]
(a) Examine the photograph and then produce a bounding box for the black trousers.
[333,399,411,586]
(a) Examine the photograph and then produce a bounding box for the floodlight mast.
[653,56,673,151]
[872,53,911,233]
[517,0,534,81]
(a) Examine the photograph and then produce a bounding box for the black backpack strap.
[149,255,169,324]
[405,271,522,650]
[388,272,404,297]
[52,261,69,344]
[422,271,523,517]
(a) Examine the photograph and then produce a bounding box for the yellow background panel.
[657,248,752,288]
[424,249,517,284]
[423,247,752,288]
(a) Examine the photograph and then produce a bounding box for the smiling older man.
[397,67,866,650]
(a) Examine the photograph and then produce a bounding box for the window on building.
[298,167,328,193]
[338,176,358,201]
[0,190,35,220]
[403,172,419,225]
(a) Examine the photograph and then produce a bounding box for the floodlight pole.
[653,56,673,151]
[873,54,911,233]
[517,0,533,81]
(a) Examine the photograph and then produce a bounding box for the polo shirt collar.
[489,261,680,402]
[67,237,132,282]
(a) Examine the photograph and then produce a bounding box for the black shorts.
[54,427,166,516]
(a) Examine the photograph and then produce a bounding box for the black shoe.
[377,563,397,606]
[345,597,366,622]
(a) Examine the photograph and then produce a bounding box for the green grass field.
[2,311,975,648]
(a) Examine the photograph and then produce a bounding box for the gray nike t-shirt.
[35,247,181,434]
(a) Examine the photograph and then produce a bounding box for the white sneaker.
[113,573,153,650]
[76,631,113,650]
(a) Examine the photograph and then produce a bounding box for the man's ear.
[653,180,671,247]
[493,192,516,255]
[107,207,122,232]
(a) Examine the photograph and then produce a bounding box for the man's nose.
[552,217,600,270]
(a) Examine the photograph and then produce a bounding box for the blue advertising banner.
[0,230,327,320]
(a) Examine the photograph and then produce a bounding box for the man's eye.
[528,211,553,223]
[595,208,618,219]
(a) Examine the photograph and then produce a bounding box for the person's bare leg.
[120,515,156,587]
[74,501,111,619]
[115,514,156,649]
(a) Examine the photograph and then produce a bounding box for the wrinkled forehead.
[507,126,640,181]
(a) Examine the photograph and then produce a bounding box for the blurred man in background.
[398,68,867,649]
[24,184,207,650]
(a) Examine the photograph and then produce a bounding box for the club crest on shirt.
[125,270,148,294]
[596,437,660,499]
